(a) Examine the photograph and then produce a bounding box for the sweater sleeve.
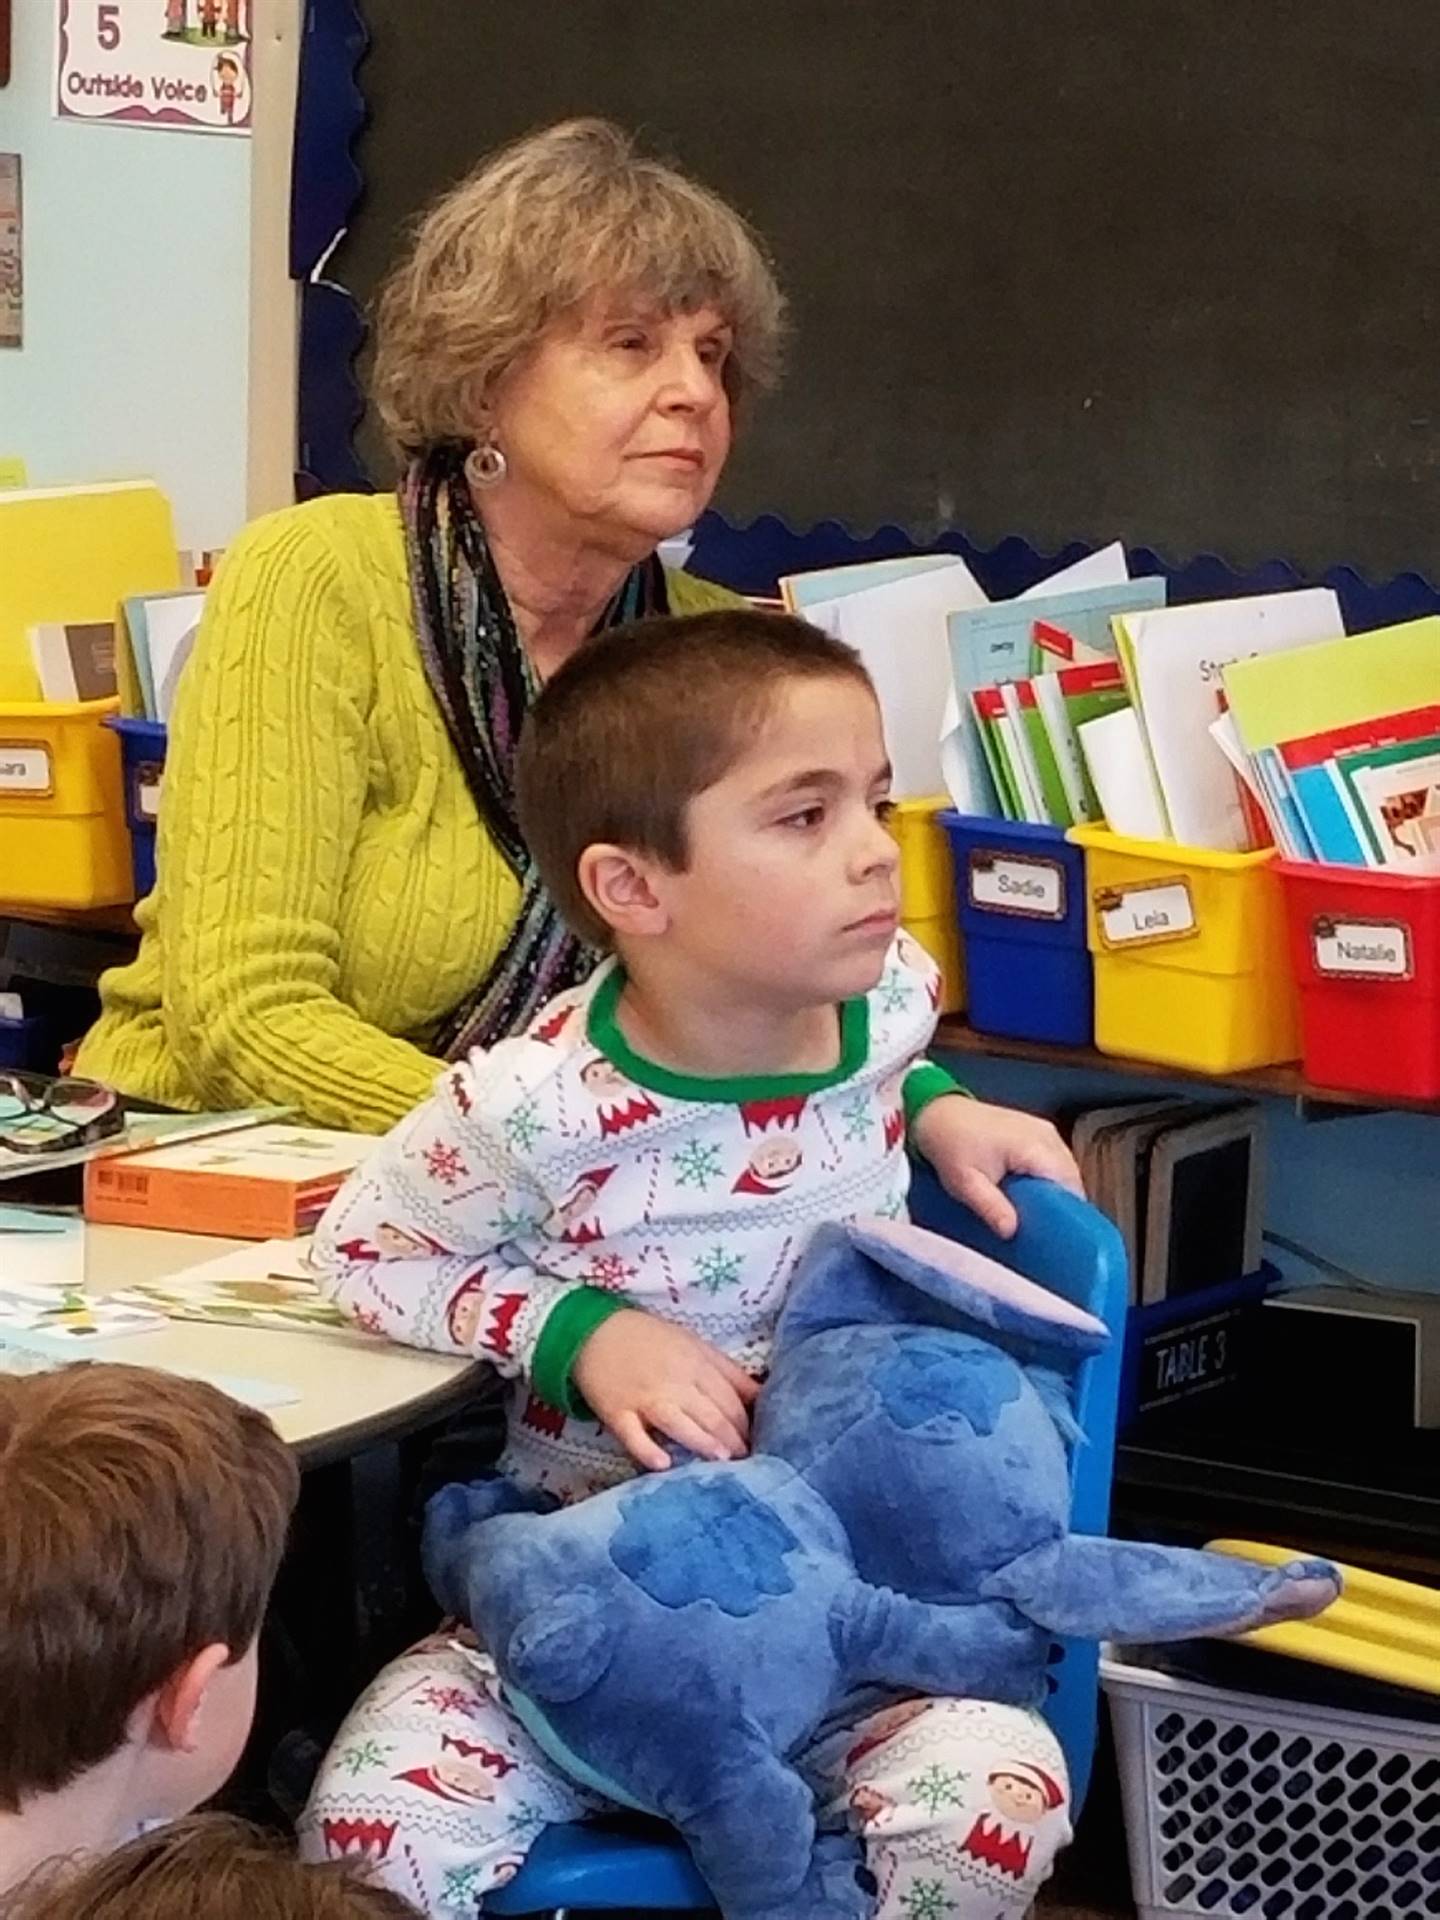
[156,513,443,1133]
[311,1044,627,1380]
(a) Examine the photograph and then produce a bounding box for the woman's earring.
[465,440,508,490]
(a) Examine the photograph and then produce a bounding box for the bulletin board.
[299,0,1440,583]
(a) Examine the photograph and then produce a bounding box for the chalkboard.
[327,0,1440,579]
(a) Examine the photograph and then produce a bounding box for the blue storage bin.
[0,1014,55,1072]
[106,717,168,900]
[939,810,1093,1045]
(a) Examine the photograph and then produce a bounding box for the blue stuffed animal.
[424,1215,1338,1920]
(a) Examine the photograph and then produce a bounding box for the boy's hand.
[572,1309,760,1472]
[912,1094,1083,1240]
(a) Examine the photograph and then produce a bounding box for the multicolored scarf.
[402,445,669,1059]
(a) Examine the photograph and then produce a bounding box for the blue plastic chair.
[484,1173,1128,1916]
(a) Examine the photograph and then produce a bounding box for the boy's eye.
[779,804,826,830]
[873,797,896,823]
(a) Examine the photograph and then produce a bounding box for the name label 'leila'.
[1096,879,1197,949]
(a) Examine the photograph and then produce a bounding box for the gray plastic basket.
[1101,1652,1440,1920]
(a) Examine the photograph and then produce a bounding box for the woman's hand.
[572,1309,761,1472]
[912,1094,1083,1239]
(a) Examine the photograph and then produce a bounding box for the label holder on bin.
[967,848,1067,922]
[1094,876,1199,951]
[1311,914,1413,983]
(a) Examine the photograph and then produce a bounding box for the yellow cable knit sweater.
[76,493,740,1133]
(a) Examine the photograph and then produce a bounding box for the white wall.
[0,2,266,551]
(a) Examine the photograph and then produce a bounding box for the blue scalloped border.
[688,512,1440,633]
[293,0,372,496]
[288,17,1440,624]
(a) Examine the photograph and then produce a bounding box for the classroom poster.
[55,0,252,134]
[0,156,19,349]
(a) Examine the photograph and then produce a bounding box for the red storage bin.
[1276,860,1440,1100]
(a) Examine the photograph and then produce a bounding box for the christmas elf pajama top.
[312,932,957,1503]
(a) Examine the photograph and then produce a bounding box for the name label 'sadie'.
[0,745,53,795]
[1313,917,1411,981]
[1096,879,1197,948]
[968,852,1066,920]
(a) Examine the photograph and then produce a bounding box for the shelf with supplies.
[932,1016,1440,1121]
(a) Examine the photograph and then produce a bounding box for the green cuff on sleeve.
[902,1060,969,1130]
[531,1285,632,1418]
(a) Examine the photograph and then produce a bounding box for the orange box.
[84,1123,371,1240]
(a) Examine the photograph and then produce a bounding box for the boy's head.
[0,1364,299,1823]
[516,608,901,1005]
[6,1813,417,1918]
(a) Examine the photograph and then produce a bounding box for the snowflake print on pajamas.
[503,1099,544,1153]
[899,1879,956,1920]
[694,1245,745,1294]
[587,1252,638,1290]
[334,1737,394,1778]
[422,1141,468,1186]
[839,1089,874,1142]
[909,1763,969,1814]
[671,1137,724,1190]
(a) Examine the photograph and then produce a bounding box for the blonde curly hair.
[372,118,787,458]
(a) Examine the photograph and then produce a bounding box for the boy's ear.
[143,1643,233,1753]
[577,843,671,941]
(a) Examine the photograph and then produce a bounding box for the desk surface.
[11,1222,480,1465]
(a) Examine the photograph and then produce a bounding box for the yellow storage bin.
[0,697,134,911]
[887,795,965,1013]
[1068,825,1299,1073]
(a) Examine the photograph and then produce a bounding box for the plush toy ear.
[773,1216,1108,1366]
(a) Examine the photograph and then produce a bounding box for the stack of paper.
[786,555,988,798]
[1113,588,1345,853]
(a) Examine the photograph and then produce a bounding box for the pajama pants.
[298,1626,1071,1918]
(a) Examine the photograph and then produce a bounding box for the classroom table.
[76,1222,482,1465]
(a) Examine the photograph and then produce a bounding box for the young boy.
[300,610,1080,1918]
[5,1813,416,1919]
[0,1365,300,1901]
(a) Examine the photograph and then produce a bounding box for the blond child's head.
[515,608,901,1009]
[0,1364,299,1852]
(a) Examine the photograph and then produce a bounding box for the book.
[1141,1105,1265,1305]
[780,553,964,613]
[1335,735,1440,870]
[1011,677,1074,826]
[27,619,118,702]
[1221,617,1440,761]
[0,480,180,701]
[0,1105,284,1185]
[1275,704,1440,866]
[122,588,206,723]
[117,1273,348,1334]
[969,685,1021,818]
[0,1281,166,1352]
[805,559,988,798]
[996,681,1048,824]
[83,1124,373,1240]
[1115,588,1344,851]
[1032,660,1130,823]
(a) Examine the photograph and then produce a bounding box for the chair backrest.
[908,1165,1129,1813]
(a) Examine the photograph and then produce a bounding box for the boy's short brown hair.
[0,1364,299,1813]
[515,607,874,946]
[6,1813,417,1919]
